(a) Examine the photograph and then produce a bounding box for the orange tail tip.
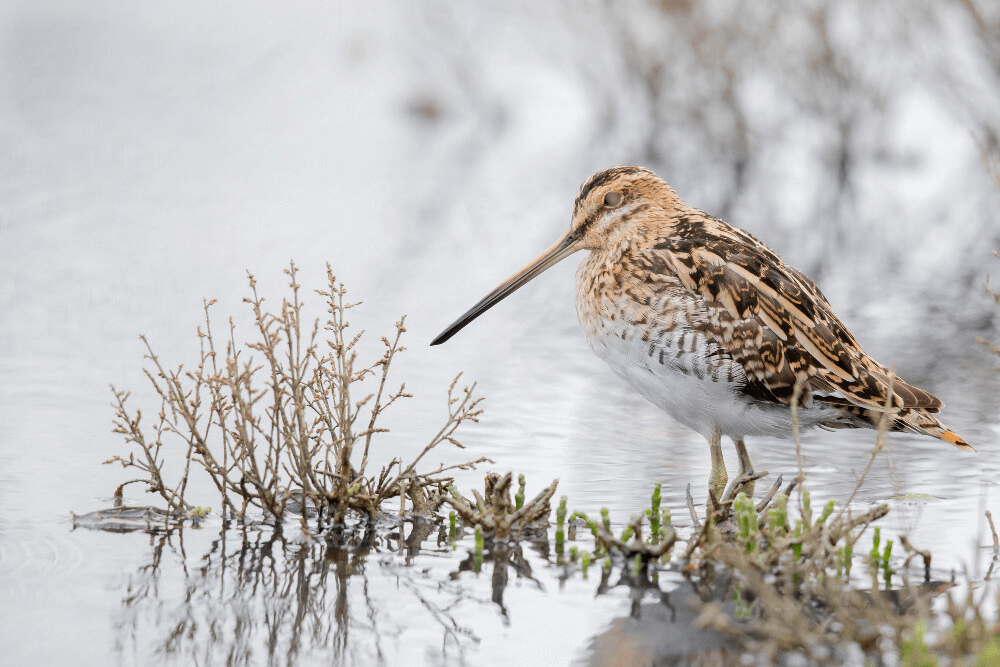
[940,429,975,452]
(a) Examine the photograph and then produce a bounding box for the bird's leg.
[733,437,756,499]
[707,429,727,511]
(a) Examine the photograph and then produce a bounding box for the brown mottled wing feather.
[649,213,943,413]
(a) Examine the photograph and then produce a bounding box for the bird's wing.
[646,214,942,412]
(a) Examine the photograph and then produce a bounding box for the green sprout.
[767,493,788,539]
[555,495,568,559]
[649,482,662,542]
[474,524,484,572]
[869,526,881,586]
[571,510,604,557]
[837,543,853,578]
[815,499,835,527]
[882,539,894,590]
[619,517,635,544]
[735,492,758,554]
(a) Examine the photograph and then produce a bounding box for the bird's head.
[567,165,678,250]
[431,166,677,345]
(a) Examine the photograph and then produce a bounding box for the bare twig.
[986,510,1000,552]
[755,474,784,514]
[899,535,932,583]
[686,483,701,528]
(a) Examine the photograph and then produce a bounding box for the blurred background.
[1,1,999,663]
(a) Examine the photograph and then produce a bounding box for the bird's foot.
[695,473,788,529]
[707,468,728,515]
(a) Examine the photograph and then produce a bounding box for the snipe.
[432,166,972,501]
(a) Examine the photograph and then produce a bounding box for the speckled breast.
[573,250,806,440]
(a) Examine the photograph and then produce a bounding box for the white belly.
[575,283,837,440]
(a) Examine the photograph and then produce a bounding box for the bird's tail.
[934,427,975,451]
[897,409,975,452]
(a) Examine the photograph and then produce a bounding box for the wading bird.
[431,166,972,501]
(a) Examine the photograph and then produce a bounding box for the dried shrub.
[444,471,558,540]
[107,262,489,529]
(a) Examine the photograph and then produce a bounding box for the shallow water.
[2,1,1000,664]
[84,512,734,666]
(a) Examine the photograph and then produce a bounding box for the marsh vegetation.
[82,265,1000,665]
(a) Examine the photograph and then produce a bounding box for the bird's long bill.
[430,231,580,345]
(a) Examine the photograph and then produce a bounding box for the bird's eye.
[604,191,623,207]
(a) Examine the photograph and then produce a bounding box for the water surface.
[2,2,999,664]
